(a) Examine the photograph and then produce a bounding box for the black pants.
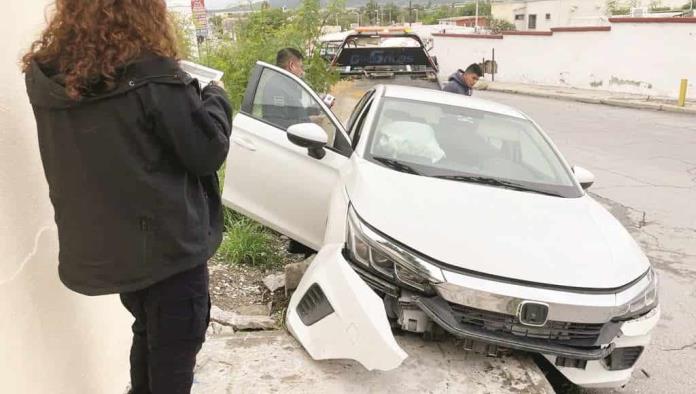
[120,263,210,394]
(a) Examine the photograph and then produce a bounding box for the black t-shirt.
[261,72,310,129]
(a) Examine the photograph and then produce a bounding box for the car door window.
[350,98,375,149]
[252,68,339,146]
[346,90,375,136]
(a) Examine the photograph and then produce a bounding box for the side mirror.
[287,123,328,160]
[573,166,595,190]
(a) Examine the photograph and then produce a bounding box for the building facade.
[492,0,690,30]
[438,16,492,28]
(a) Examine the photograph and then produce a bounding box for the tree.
[209,15,225,38]
[168,11,195,60]
[365,0,380,25]
[383,2,402,25]
[489,18,515,33]
[204,0,339,109]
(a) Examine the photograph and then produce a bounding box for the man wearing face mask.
[261,48,311,129]
[278,47,306,78]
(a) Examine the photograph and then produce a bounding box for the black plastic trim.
[296,283,334,326]
[240,65,263,114]
[415,296,614,360]
[603,346,644,370]
[345,255,400,298]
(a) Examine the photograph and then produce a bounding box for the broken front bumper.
[287,243,659,388]
[414,296,615,360]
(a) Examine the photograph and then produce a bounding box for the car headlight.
[613,267,659,322]
[345,205,444,294]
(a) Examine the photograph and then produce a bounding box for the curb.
[482,86,696,115]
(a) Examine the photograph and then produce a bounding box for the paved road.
[478,91,696,394]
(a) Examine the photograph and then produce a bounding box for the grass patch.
[216,207,281,268]
[216,167,282,268]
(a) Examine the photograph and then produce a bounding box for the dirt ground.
[209,235,307,320]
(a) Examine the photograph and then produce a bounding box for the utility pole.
[409,0,413,26]
[475,0,479,29]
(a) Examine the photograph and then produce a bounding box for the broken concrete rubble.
[262,272,286,292]
[209,305,277,331]
[233,303,271,316]
[207,322,235,337]
[284,255,314,296]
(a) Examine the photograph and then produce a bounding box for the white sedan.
[222,61,660,389]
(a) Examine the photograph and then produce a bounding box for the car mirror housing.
[573,166,595,190]
[287,123,328,160]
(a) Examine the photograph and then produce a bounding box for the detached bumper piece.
[415,296,614,360]
[286,244,407,371]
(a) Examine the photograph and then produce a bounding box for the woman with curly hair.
[22,1,232,392]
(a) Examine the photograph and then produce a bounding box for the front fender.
[286,243,407,371]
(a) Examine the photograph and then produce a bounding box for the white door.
[222,62,352,250]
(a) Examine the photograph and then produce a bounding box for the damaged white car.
[222,62,660,388]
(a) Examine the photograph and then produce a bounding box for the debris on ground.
[284,255,315,296]
[262,272,286,293]
[210,305,277,331]
[207,322,235,337]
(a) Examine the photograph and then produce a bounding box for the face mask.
[294,63,305,78]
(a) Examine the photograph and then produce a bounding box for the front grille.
[449,303,605,347]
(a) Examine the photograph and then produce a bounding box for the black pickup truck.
[329,32,441,91]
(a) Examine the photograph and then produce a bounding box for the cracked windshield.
[369,97,579,196]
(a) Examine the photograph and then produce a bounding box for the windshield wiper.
[434,174,562,197]
[372,156,421,175]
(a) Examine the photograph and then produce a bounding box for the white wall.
[492,0,689,30]
[1,2,132,393]
[432,21,696,99]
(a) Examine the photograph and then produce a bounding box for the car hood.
[345,158,649,290]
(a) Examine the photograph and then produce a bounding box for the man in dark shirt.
[442,63,483,96]
[261,48,311,129]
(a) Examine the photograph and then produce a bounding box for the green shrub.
[203,0,340,110]
[216,215,281,268]
[489,18,515,33]
[168,11,195,60]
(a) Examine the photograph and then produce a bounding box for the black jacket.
[25,55,232,296]
[442,70,473,96]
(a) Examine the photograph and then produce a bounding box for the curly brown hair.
[22,0,179,100]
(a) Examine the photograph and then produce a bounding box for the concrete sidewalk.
[477,81,696,115]
[192,330,553,393]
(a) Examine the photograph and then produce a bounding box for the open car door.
[222,62,352,250]
[222,62,407,371]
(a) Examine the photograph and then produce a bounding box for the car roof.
[381,84,527,119]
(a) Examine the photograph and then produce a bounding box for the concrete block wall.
[432,18,696,99]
